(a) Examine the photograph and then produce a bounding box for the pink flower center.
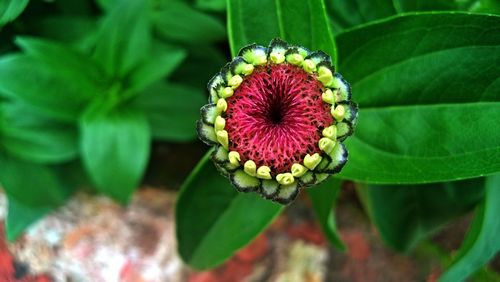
[225,63,333,175]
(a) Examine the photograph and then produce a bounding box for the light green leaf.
[335,13,500,183]
[132,81,205,141]
[0,0,29,26]
[126,43,187,95]
[1,101,78,163]
[440,175,500,282]
[196,0,226,11]
[307,177,346,251]
[176,151,283,270]
[93,0,151,77]
[153,0,226,44]
[228,0,336,61]
[359,178,485,252]
[80,106,150,203]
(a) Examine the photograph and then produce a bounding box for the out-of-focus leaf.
[80,105,150,203]
[176,151,283,270]
[36,16,98,51]
[392,0,480,13]
[0,55,86,121]
[228,0,336,61]
[1,101,78,163]
[153,0,226,44]
[5,195,53,241]
[126,43,187,95]
[94,0,151,77]
[196,0,226,11]
[307,177,346,250]
[326,0,397,32]
[358,178,485,252]
[335,13,500,183]
[132,81,205,141]
[0,0,29,26]
[440,175,500,282]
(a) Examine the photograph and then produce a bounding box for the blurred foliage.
[0,0,499,281]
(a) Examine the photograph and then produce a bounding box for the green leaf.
[0,153,67,208]
[1,101,78,163]
[5,195,53,241]
[326,0,397,33]
[196,0,226,11]
[392,0,478,13]
[440,174,500,282]
[93,0,151,77]
[228,0,336,61]
[35,16,98,51]
[80,106,150,203]
[132,81,205,142]
[0,0,29,26]
[153,0,226,44]
[0,55,86,121]
[306,177,346,251]
[126,43,187,95]
[335,13,500,183]
[358,178,485,252]
[176,151,283,269]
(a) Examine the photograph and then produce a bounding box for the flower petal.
[230,169,261,192]
[196,120,217,145]
[274,181,300,204]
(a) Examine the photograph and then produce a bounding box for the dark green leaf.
[392,0,479,13]
[93,0,151,77]
[80,106,150,203]
[176,151,283,269]
[228,0,336,61]
[1,101,78,163]
[153,0,226,44]
[326,0,397,33]
[335,13,500,183]
[132,81,205,141]
[0,153,67,208]
[307,177,346,250]
[35,16,98,51]
[196,0,226,11]
[5,195,53,241]
[0,0,29,26]
[440,174,500,282]
[359,178,485,252]
[126,43,187,94]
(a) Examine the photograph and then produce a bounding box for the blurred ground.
[0,142,497,282]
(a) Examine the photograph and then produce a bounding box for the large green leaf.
[306,177,346,250]
[132,81,205,142]
[5,195,53,241]
[93,0,151,77]
[228,0,336,61]
[335,13,500,183]
[0,46,103,121]
[359,178,485,252]
[80,106,150,203]
[440,174,500,282]
[1,101,78,163]
[153,0,226,44]
[326,0,397,32]
[176,151,283,270]
[0,0,29,26]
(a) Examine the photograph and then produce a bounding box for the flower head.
[197,39,358,204]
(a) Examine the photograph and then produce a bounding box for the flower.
[197,38,357,204]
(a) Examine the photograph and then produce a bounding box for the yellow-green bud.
[291,163,307,177]
[270,52,285,64]
[214,116,225,131]
[256,166,272,179]
[244,160,257,176]
[219,87,234,98]
[332,105,346,121]
[304,153,322,170]
[322,89,335,104]
[287,53,303,66]
[319,138,335,154]
[228,151,241,166]
[276,173,295,185]
[216,130,229,149]
[229,75,243,89]
[317,66,334,86]
[322,125,337,140]
[303,59,316,73]
[216,98,227,113]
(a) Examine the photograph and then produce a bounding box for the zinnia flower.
[197,38,357,204]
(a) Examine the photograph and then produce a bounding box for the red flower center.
[225,63,333,174]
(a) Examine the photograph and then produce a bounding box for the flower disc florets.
[197,38,358,204]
